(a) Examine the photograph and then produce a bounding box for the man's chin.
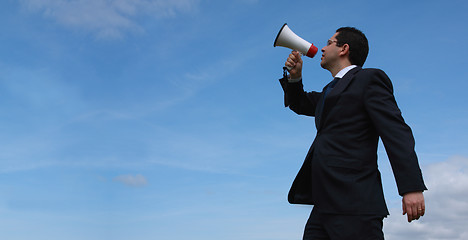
[320,61,327,69]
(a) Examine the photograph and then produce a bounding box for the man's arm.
[280,51,321,116]
[362,69,427,222]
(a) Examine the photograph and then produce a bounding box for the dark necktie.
[323,77,340,99]
[318,77,340,118]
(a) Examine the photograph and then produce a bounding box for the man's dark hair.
[335,27,369,67]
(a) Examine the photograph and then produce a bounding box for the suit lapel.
[317,67,362,130]
[315,85,327,129]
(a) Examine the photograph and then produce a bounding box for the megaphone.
[274,23,318,58]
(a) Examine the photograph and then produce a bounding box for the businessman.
[279,27,427,239]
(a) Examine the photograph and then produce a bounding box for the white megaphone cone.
[274,23,318,58]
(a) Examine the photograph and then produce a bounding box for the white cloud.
[384,156,468,240]
[20,0,200,39]
[113,174,148,187]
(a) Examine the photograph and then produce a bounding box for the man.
[279,27,427,239]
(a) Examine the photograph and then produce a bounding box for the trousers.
[303,207,385,240]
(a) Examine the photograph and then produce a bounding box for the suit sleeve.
[279,77,321,116]
[363,69,427,196]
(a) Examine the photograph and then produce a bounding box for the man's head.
[320,27,368,75]
[335,27,368,67]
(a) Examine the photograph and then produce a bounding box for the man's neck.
[327,56,353,77]
[330,63,352,77]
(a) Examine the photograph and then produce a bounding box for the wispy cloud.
[384,156,468,240]
[20,0,201,39]
[113,174,148,187]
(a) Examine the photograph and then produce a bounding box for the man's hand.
[402,191,425,222]
[285,51,303,79]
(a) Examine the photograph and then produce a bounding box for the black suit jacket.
[279,67,427,216]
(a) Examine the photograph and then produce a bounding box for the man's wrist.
[288,75,302,83]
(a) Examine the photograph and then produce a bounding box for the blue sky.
[1,0,468,239]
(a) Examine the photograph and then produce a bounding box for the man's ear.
[339,43,350,57]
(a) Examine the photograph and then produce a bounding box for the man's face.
[320,32,341,70]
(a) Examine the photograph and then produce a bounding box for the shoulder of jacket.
[356,68,390,80]
[358,68,385,75]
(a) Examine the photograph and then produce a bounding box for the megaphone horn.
[274,23,318,58]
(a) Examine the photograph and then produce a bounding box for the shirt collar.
[334,65,357,79]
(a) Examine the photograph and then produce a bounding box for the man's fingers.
[406,205,414,222]
[413,205,421,221]
[405,203,417,222]
[293,52,302,61]
[285,59,295,69]
[286,54,297,68]
[418,206,425,218]
[402,191,425,222]
[289,51,303,63]
[420,202,426,216]
[417,207,424,216]
[405,204,426,222]
[288,53,299,63]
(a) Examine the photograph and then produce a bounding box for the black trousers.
[303,208,384,240]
